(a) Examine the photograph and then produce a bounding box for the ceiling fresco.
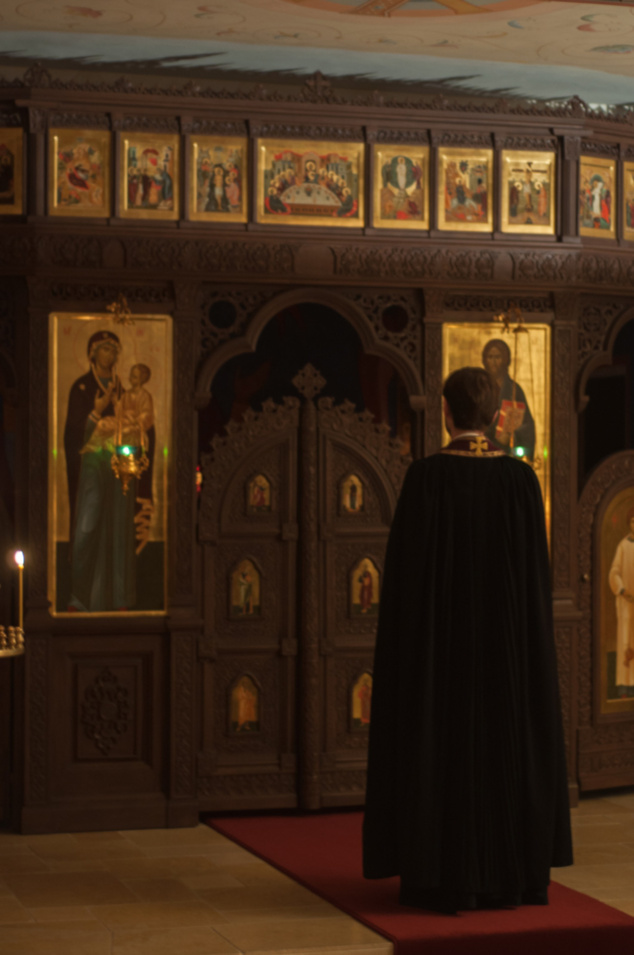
[2,0,634,103]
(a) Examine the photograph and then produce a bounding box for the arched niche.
[195,286,423,405]
[197,292,419,459]
[578,309,634,487]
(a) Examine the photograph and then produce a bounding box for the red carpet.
[208,811,634,955]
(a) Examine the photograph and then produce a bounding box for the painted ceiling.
[2,0,634,103]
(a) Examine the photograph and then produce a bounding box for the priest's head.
[442,367,500,433]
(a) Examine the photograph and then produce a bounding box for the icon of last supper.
[257,139,364,227]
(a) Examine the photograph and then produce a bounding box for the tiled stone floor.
[0,790,632,954]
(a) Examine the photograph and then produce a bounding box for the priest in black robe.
[363,366,572,914]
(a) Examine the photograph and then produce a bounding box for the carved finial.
[304,71,332,101]
[106,293,134,326]
[23,63,52,88]
[292,364,326,400]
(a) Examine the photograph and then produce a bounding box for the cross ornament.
[469,436,488,457]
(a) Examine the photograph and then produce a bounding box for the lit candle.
[14,550,24,630]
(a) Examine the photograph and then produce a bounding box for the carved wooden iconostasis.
[3,65,634,830]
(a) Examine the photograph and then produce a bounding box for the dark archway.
[198,301,415,460]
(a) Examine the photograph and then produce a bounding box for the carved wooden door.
[198,366,410,812]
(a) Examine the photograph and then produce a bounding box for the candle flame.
[14,550,24,568]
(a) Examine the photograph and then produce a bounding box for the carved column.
[22,279,53,826]
[558,133,582,244]
[167,281,202,827]
[552,291,582,799]
[294,365,326,810]
[24,108,47,218]
[422,289,445,457]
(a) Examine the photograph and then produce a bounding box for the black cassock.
[363,436,573,899]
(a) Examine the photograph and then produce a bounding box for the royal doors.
[197,365,410,810]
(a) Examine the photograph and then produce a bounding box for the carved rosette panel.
[200,398,300,540]
[552,325,573,594]
[335,657,374,750]
[339,289,422,366]
[213,655,280,754]
[318,398,410,497]
[578,301,630,369]
[80,668,130,757]
[577,453,634,728]
[200,285,281,354]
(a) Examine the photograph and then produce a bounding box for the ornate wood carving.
[577,454,634,728]
[432,131,493,148]
[172,632,196,798]
[173,308,197,600]
[581,141,619,158]
[182,119,247,136]
[564,137,582,162]
[297,368,323,810]
[125,238,295,276]
[334,247,496,282]
[47,282,172,306]
[26,108,48,134]
[198,772,296,798]
[26,636,49,803]
[251,123,364,141]
[112,115,179,133]
[443,293,552,314]
[424,321,443,456]
[552,325,574,594]
[367,129,429,144]
[35,234,103,269]
[200,285,281,354]
[80,668,130,756]
[338,289,422,365]
[320,770,367,794]
[26,302,48,602]
[318,398,409,496]
[200,398,300,541]
[497,135,558,151]
[578,300,630,368]
[554,625,573,757]
[48,113,110,130]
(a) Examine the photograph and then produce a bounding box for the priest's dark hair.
[443,366,500,431]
